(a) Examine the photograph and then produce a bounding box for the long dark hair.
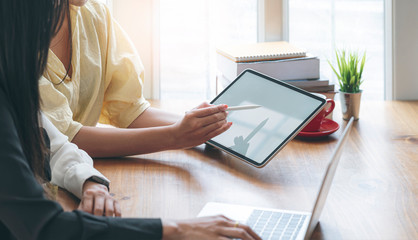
[0,0,68,178]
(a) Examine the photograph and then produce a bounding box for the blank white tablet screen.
[210,70,324,165]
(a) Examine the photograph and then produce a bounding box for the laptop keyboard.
[246,209,307,240]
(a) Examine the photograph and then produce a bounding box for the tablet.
[207,69,326,168]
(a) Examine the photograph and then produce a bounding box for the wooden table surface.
[58,100,418,240]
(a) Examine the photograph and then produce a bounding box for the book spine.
[282,79,329,88]
[298,85,335,92]
[236,58,320,80]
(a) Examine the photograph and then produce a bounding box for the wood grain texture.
[58,100,418,240]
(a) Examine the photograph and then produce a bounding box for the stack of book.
[216,41,336,99]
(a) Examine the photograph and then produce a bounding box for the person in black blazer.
[0,0,260,239]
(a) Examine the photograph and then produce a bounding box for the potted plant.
[328,49,366,120]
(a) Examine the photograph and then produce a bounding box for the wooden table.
[58,100,418,240]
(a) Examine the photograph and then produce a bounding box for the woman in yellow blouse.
[41,0,231,157]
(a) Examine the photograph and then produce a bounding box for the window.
[288,0,385,100]
[112,0,385,100]
[159,0,258,100]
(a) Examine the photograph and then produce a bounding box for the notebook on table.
[199,117,354,240]
[216,41,306,63]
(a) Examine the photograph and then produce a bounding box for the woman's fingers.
[187,104,229,134]
[195,111,228,128]
[171,103,232,149]
[114,201,122,217]
[217,226,256,240]
[93,193,105,216]
[78,192,94,214]
[161,215,261,240]
[190,119,229,140]
[226,222,261,240]
[204,121,232,140]
[221,217,261,240]
[220,216,261,240]
[104,197,115,217]
[103,197,121,217]
[191,104,228,118]
[80,181,121,217]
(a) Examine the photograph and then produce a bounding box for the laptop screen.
[208,69,325,167]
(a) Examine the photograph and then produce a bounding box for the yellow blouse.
[40,1,150,141]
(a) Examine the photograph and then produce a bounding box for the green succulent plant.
[328,49,366,93]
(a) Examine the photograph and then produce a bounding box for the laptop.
[207,69,327,168]
[198,117,354,240]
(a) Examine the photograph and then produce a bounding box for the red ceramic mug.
[302,98,335,132]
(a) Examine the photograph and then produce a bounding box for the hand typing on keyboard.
[162,215,262,240]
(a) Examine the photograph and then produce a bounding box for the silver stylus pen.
[226,105,261,111]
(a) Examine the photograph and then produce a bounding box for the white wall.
[258,0,286,42]
[392,0,418,100]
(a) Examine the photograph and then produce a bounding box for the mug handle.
[324,99,335,117]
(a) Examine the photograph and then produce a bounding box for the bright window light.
[289,0,384,100]
[159,0,258,100]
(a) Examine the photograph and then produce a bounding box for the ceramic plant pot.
[339,90,362,120]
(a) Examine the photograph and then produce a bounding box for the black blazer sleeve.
[0,92,162,240]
